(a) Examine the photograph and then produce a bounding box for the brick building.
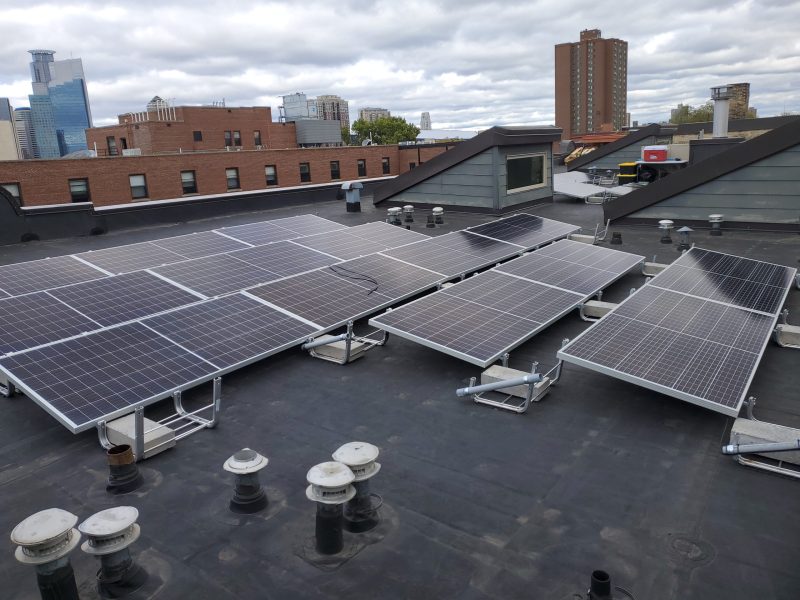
[0,143,454,208]
[86,106,298,156]
[555,29,628,139]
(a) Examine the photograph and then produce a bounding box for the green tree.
[352,116,420,145]
[670,101,714,124]
[340,126,351,145]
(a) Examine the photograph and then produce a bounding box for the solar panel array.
[0,212,580,432]
[370,240,644,366]
[557,248,796,417]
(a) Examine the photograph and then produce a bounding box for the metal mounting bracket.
[303,321,389,365]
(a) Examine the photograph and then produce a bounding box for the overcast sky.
[0,0,798,130]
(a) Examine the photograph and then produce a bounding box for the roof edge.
[567,124,661,172]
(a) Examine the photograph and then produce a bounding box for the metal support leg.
[133,407,145,463]
[501,353,510,367]
[344,321,354,363]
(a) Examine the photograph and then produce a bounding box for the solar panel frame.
[557,251,797,416]
[466,213,581,248]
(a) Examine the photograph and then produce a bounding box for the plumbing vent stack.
[432,206,445,225]
[588,569,613,599]
[658,220,674,244]
[709,214,724,236]
[79,506,147,597]
[711,85,732,139]
[306,461,356,555]
[106,444,144,494]
[426,214,436,228]
[11,508,81,600]
[332,442,382,532]
[403,205,414,223]
[224,448,269,514]
[387,207,402,226]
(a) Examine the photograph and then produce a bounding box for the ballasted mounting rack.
[774,310,800,349]
[97,377,222,460]
[302,321,389,365]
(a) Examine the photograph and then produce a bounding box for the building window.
[120,138,128,150]
[193,130,203,142]
[506,153,546,194]
[106,136,117,156]
[226,168,240,190]
[224,131,232,147]
[233,131,241,147]
[265,165,278,186]
[1,182,22,203]
[254,130,262,147]
[357,159,367,177]
[181,170,197,194]
[330,161,341,180]
[129,174,148,199]
[382,157,390,174]
[299,162,311,183]
[69,178,90,203]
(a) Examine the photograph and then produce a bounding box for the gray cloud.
[0,0,797,129]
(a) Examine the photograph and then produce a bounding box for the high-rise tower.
[554,30,627,139]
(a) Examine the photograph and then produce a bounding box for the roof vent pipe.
[224,448,269,513]
[79,506,147,597]
[387,207,402,226]
[11,508,81,600]
[589,569,613,599]
[332,442,382,532]
[708,214,724,236]
[403,205,414,223]
[711,85,732,139]
[106,444,144,494]
[306,462,356,555]
[658,220,674,244]
[432,206,445,225]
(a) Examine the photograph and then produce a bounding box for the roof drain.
[11,508,82,600]
[306,461,356,555]
[332,442,382,532]
[224,448,269,514]
[106,444,144,494]
[79,506,147,598]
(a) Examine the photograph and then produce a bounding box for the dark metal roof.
[566,124,661,172]
[604,116,800,223]
[372,126,562,204]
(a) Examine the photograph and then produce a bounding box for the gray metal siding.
[578,136,658,171]
[630,144,800,224]
[498,145,553,209]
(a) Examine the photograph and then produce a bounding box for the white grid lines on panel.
[150,254,280,298]
[76,242,188,275]
[0,256,109,297]
[150,230,251,259]
[228,241,338,277]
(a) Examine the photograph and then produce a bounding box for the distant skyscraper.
[315,95,350,131]
[13,107,35,159]
[27,49,93,157]
[554,29,627,138]
[0,99,22,160]
[420,112,431,130]
[358,107,391,122]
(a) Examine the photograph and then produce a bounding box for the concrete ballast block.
[106,414,175,459]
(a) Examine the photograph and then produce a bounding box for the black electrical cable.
[328,264,379,295]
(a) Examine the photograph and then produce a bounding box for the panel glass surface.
[76,242,187,274]
[151,254,280,298]
[143,294,319,369]
[467,214,580,247]
[292,229,391,260]
[49,271,201,326]
[0,256,108,297]
[347,221,429,247]
[333,254,445,299]
[273,214,347,237]
[0,292,98,355]
[0,323,214,432]
[215,221,297,246]
[151,231,250,259]
[229,241,337,277]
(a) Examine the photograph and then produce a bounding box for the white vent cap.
[332,441,381,481]
[658,219,674,230]
[306,461,356,504]
[224,448,268,474]
[79,506,140,556]
[708,214,724,223]
[432,206,444,215]
[11,508,81,565]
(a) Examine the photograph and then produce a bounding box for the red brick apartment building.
[0,103,455,207]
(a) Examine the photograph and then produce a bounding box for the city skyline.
[0,1,798,130]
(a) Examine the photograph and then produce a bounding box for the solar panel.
[347,221,429,247]
[151,230,250,259]
[558,249,797,416]
[0,323,215,433]
[215,220,297,246]
[143,294,319,370]
[229,241,337,277]
[331,253,445,299]
[382,231,523,277]
[292,229,392,260]
[0,256,108,297]
[150,254,279,298]
[76,242,188,274]
[48,271,202,327]
[0,292,99,356]
[467,214,580,247]
[273,214,347,237]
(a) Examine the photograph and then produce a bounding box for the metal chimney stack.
[79,506,148,597]
[711,85,733,138]
[11,508,82,600]
[332,442,382,532]
[306,461,356,555]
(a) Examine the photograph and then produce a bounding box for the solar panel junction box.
[105,414,176,460]
[481,365,551,401]
[730,418,800,470]
[307,335,370,363]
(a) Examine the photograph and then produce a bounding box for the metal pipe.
[456,374,542,397]
[302,333,348,350]
[722,439,800,455]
